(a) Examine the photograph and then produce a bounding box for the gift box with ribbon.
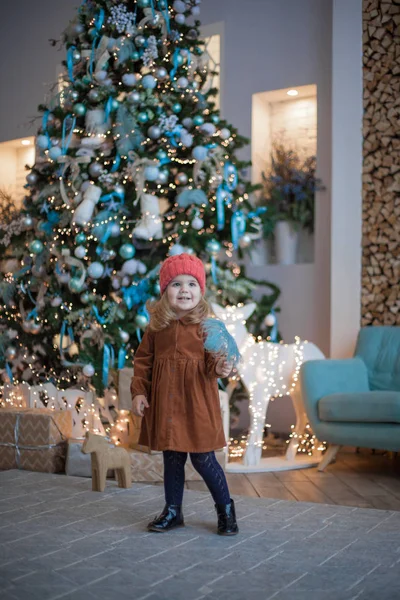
[0,408,72,473]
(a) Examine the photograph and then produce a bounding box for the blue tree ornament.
[202,318,241,367]
[176,188,208,208]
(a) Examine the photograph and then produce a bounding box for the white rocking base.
[225,454,321,473]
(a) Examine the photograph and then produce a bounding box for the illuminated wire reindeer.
[211,303,325,468]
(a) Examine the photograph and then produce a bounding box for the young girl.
[131,253,239,536]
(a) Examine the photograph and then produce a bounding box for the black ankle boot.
[147,504,184,532]
[215,499,239,536]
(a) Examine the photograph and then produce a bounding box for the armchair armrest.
[300,357,369,428]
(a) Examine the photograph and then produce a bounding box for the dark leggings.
[163,450,231,506]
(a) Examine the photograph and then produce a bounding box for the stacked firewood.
[362,0,400,325]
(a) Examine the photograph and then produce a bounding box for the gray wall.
[0,1,78,142]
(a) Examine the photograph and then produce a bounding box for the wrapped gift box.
[3,383,102,439]
[0,408,72,473]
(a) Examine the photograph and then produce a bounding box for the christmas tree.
[0,0,280,397]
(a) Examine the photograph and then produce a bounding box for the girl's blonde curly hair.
[146,292,210,332]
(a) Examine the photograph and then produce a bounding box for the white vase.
[274,221,299,265]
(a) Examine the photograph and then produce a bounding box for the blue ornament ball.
[37,135,49,150]
[192,146,208,161]
[137,0,150,6]
[172,103,182,113]
[87,261,104,279]
[111,99,119,110]
[69,277,84,293]
[48,146,63,161]
[29,240,44,254]
[142,75,157,90]
[144,165,160,181]
[156,149,168,161]
[206,239,221,256]
[148,125,161,140]
[75,232,86,244]
[175,13,185,25]
[80,292,90,304]
[132,51,140,61]
[211,114,220,124]
[138,112,149,123]
[182,117,193,129]
[153,282,161,295]
[73,103,86,117]
[119,244,136,260]
[193,115,204,126]
[176,77,188,89]
[169,243,185,256]
[135,314,149,329]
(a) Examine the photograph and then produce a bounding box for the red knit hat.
[159,253,206,295]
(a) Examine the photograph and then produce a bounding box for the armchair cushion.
[355,327,400,392]
[318,391,400,423]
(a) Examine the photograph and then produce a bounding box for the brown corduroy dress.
[130,317,226,453]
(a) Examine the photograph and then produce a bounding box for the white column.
[330,0,363,358]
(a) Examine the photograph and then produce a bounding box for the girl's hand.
[132,395,149,417]
[215,358,233,378]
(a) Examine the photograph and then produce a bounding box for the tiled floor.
[1,468,400,600]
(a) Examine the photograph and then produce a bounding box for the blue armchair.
[300,327,400,470]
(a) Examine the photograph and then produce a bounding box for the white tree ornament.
[72,184,102,226]
[132,193,163,239]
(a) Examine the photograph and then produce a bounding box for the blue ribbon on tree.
[165,124,183,147]
[67,46,76,82]
[118,346,126,369]
[170,48,181,80]
[88,8,105,77]
[231,209,246,250]
[248,206,267,219]
[110,153,121,172]
[104,96,114,122]
[216,185,229,231]
[39,211,60,235]
[91,305,112,324]
[61,114,76,155]
[215,162,238,231]
[157,0,170,32]
[102,342,115,388]
[5,363,13,384]
[13,265,31,281]
[41,110,51,148]
[94,7,104,31]
[59,320,76,356]
[210,255,218,284]
[100,188,125,207]
[122,279,150,310]
[230,206,268,249]
[224,162,238,191]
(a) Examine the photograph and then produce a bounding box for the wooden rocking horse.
[81,431,132,492]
